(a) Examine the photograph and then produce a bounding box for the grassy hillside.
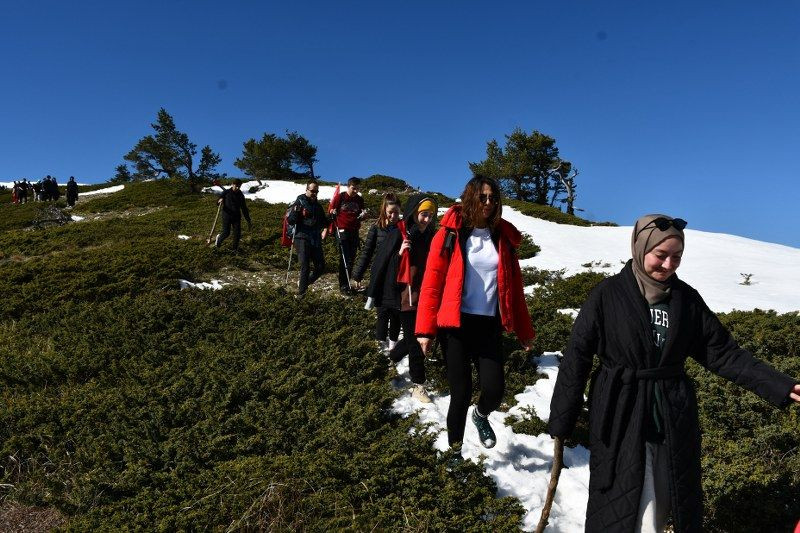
[0,180,797,531]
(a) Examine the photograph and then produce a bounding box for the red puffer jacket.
[415,205,535,343]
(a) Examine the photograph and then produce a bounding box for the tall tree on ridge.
[123,108,223,191]
[469,128,573,205]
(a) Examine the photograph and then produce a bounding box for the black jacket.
[365,224,402,309]
[219,188,251,224]
[548,261,795,533]
[352,223,395,282]
[66,180,78,199]
[287,193,327,239]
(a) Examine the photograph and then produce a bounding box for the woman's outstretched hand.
[418,337,431,356]
[522,338,535,352]
[790,384,800,403]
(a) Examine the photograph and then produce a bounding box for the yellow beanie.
[417,199,436,214]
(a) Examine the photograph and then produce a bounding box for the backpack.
[281,206,295,247]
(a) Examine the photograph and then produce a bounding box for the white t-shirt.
[460,227,499,316]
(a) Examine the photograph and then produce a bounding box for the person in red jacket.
[329,176,366,294]
[416,175,535,452]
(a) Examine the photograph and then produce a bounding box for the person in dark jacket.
[287,180,328,296]
[66,176,79,207]
[416,176,535,452]
[214,179,252,251]
[548,214,800,533]
[354,193,402,351]
[329,176,366,294]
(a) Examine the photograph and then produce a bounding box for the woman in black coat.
[548,214,800,533]
[354,193,402,350]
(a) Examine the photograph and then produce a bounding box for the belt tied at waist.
[595,363,685,490]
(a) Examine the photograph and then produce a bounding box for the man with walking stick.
[328,177,365,295]
[287,180,328,297]
[214,179,251,252]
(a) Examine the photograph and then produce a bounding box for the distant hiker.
[214,178,252,252]
[49,176,60,201]
[329,176,366,295]
[32,180,42,202]
[287,180,328,296]
[548,214,800,533]
[379,193,438,403]
[11,181,19,204]
[355,193,402,352]
[66,176,78,207]
[18,179,29,204]
[416,176,535,451]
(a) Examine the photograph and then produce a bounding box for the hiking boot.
[472,407,496,448]
[411,384,433,404]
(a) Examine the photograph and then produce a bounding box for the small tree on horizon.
[234,131,318,181]
[123,108,224,192]
[111,164,134,183]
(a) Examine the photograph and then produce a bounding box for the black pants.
[294,234,325,296]
[337,229,359,289]
[376,307,401,342]
[216,218,241,250]
[444,313,504,446]
[396,310,425,385]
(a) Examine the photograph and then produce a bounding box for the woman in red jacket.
[416,176,535,451]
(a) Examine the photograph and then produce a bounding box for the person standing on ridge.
[66,176,79,207]
[548,214,800,533]
[287,180,328,297]
[416,176,535,452]
[328,176,365,295]
[214,179,251,252]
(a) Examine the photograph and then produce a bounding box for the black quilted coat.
[352,223,394,282]
[548,261,795,532]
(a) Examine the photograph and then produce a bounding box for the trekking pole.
[334,222,352,289]
[206,202,222,245]
[535,436,564,533]
[285,233,295,284]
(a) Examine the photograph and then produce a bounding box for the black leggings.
[444,313,504,446]
[376,307,400,342]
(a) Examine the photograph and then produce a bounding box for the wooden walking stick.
[206,202,222,245]
[535,436,564,533]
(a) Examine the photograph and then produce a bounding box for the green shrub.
[689,309,800,532]
[361,174,409,191]
[517,234,540,260]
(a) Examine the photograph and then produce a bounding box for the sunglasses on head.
[478,193,497,204]
[636,217,687,238]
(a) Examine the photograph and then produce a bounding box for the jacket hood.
[403,193,437,233]
[440,204,522,248]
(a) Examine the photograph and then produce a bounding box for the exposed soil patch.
[0,501,67,532]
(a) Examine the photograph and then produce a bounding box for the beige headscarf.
[631,214,685,304]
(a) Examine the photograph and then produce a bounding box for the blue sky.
[3,2,799,247]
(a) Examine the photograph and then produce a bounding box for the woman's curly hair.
[460,175,502,230]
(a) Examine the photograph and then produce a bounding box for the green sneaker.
[472,407,496,448]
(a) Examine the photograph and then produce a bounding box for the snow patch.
[177,235,191,240]
[178,279,226,290]
[391,349,589,531]
[71,215,85,221]
[82,184,125,196]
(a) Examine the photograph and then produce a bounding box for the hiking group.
[7,175,76,205]
[216,175,799,533]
